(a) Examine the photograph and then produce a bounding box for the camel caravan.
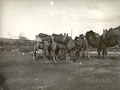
[33,26,120,63]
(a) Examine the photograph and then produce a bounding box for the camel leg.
[87,53,91,59]
[79,50,83,59]
[43,56,47,63]
[83,50,86,60]
[105,47,107,59]
[48,46,52,60]
[73,51,77,62]
[62,50,66,59]
[75,49,79,60]
[86,50,91,59]
[101,43,107,59]
[66,50,71,62]
[97,47,102,59]
[102,48,107,59]
[56,55,59,61]
[53,55,57,63]
[118,41,120,48]
[84,50,87,60]
[68,55,70,62]
[102,49,104,59]
[43,44,47,63]
[66,53,69,62]
[52,50,57,63]
[43,52,48,63]
[84,50,91,60]
[33,51,36,61]
[55,48,59,62]
[33,46,37,61]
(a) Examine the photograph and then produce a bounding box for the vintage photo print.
[0,0,120,90]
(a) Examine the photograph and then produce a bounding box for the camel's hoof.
[89,57,92,60]
[33,58,36,61]
[33,59,36,61]
[53,60,57,64]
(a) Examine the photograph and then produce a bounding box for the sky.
[0,0,120,40]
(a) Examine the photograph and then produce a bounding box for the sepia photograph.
[0,0,120,90]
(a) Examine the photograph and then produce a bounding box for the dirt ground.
[0,51,120,90]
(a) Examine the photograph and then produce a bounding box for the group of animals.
[33,26,120,63]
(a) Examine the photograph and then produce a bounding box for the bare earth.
[0,52,120,90]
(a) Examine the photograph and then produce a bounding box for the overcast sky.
[0,0,120,40]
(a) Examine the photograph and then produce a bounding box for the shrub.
[19,46,33,53]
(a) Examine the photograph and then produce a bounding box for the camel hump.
[52,33,69,44]
[37,33,51,42]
